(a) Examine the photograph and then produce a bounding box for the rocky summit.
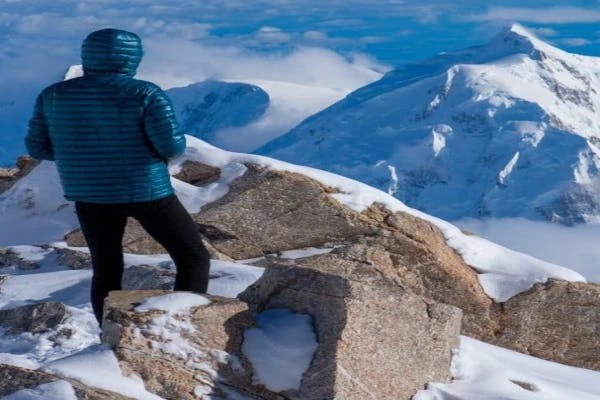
[0,137,599,399]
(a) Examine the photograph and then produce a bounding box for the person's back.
[26,28,185,203]
[25,28,209,325]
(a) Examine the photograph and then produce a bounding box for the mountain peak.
[486,23,555,58]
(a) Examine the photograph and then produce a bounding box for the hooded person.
[25,28,210,325]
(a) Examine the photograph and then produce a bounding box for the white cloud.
[139,39,386,91]
[253,26,291,45]
[469,6,600,24]
[456,218,600,283]
[560,37,593,46]
[530,27,558,37]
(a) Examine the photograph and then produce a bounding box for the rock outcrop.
[103,263,462,400]
[0,156,39,194]
[0,302,69,335]
[239,265,462,400]
[60,159,598,372]
[493,280,600,370]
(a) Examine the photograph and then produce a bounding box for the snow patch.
[498,152,520,185]
[134,292,211,314]
[415,336,600,400]
[242,309,318,392]
[43,346,164,400]
[3,380,77,400]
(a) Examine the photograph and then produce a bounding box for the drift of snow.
[3,380,77,400]
[134,292,211,314]
[414,336,600,400]
[242,308,318,392]
[43,346,164,400]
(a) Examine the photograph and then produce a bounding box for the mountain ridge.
[257,24,600,224]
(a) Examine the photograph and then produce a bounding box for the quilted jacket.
[25,28,185,203]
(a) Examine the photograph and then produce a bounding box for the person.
[24,28,210,325]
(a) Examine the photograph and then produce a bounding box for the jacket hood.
[81,29,143,76]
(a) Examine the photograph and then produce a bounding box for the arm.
[143,88,186,161]
[25,92,55,161]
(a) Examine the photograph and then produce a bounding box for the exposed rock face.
[356,207,500,340]
[102,290,259,400]
[54,247,91,270]
[194,164,376,259]
[0,247,40,270]
[173,160,221,186]
[103,264,462,400]
[0,302,69,334]
[239,265,462,400]
[121,265,175,290]
[0,364,133,399]
[493,280,600,371]
[0,156,39,194]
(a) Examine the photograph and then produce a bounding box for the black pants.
[74,194,210,324]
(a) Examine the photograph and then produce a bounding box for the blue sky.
[2,0,600,165]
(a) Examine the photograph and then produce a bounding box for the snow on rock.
[207,260,264,298]
[134,292,211,314]
[258,24,600,225]
[175,135,585,301]
[3,134,584,300]
[242,308,318,392]
[43,346,164,400]
[3,380,78,400]
[414,336,600,400]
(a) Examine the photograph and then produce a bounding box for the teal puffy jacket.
[25,29,185,203]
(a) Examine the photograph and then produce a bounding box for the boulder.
[0,302,69,334]
[54,247,91,270]
[352,206,500,340]
[240,265,462,400]
[0,156,39,195]
[102,290,260,400]
[492,279,600,371]
[0,247,40,270]
[121,265,175,290]
[173,160,221,186]
[0,364,133,399]
[103,264,461,400]
[194,164,376,259]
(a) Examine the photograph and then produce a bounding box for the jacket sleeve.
[25,92,55,161]
[143,88,186,161]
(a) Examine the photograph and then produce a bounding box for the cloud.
[456,218,600,283]
[139,39,386,90]
[469,6,600,24]
[560,37,593,46]
[530,27,558,37]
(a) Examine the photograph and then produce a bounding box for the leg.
[75,202,127,324]
[130,194,210,293]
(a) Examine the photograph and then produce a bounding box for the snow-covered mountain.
[258,24,600,225]
[167,80,269,144]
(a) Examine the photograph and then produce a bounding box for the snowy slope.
[258,24,600,225]
[167,81,270,145]
[61,67,368,154]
